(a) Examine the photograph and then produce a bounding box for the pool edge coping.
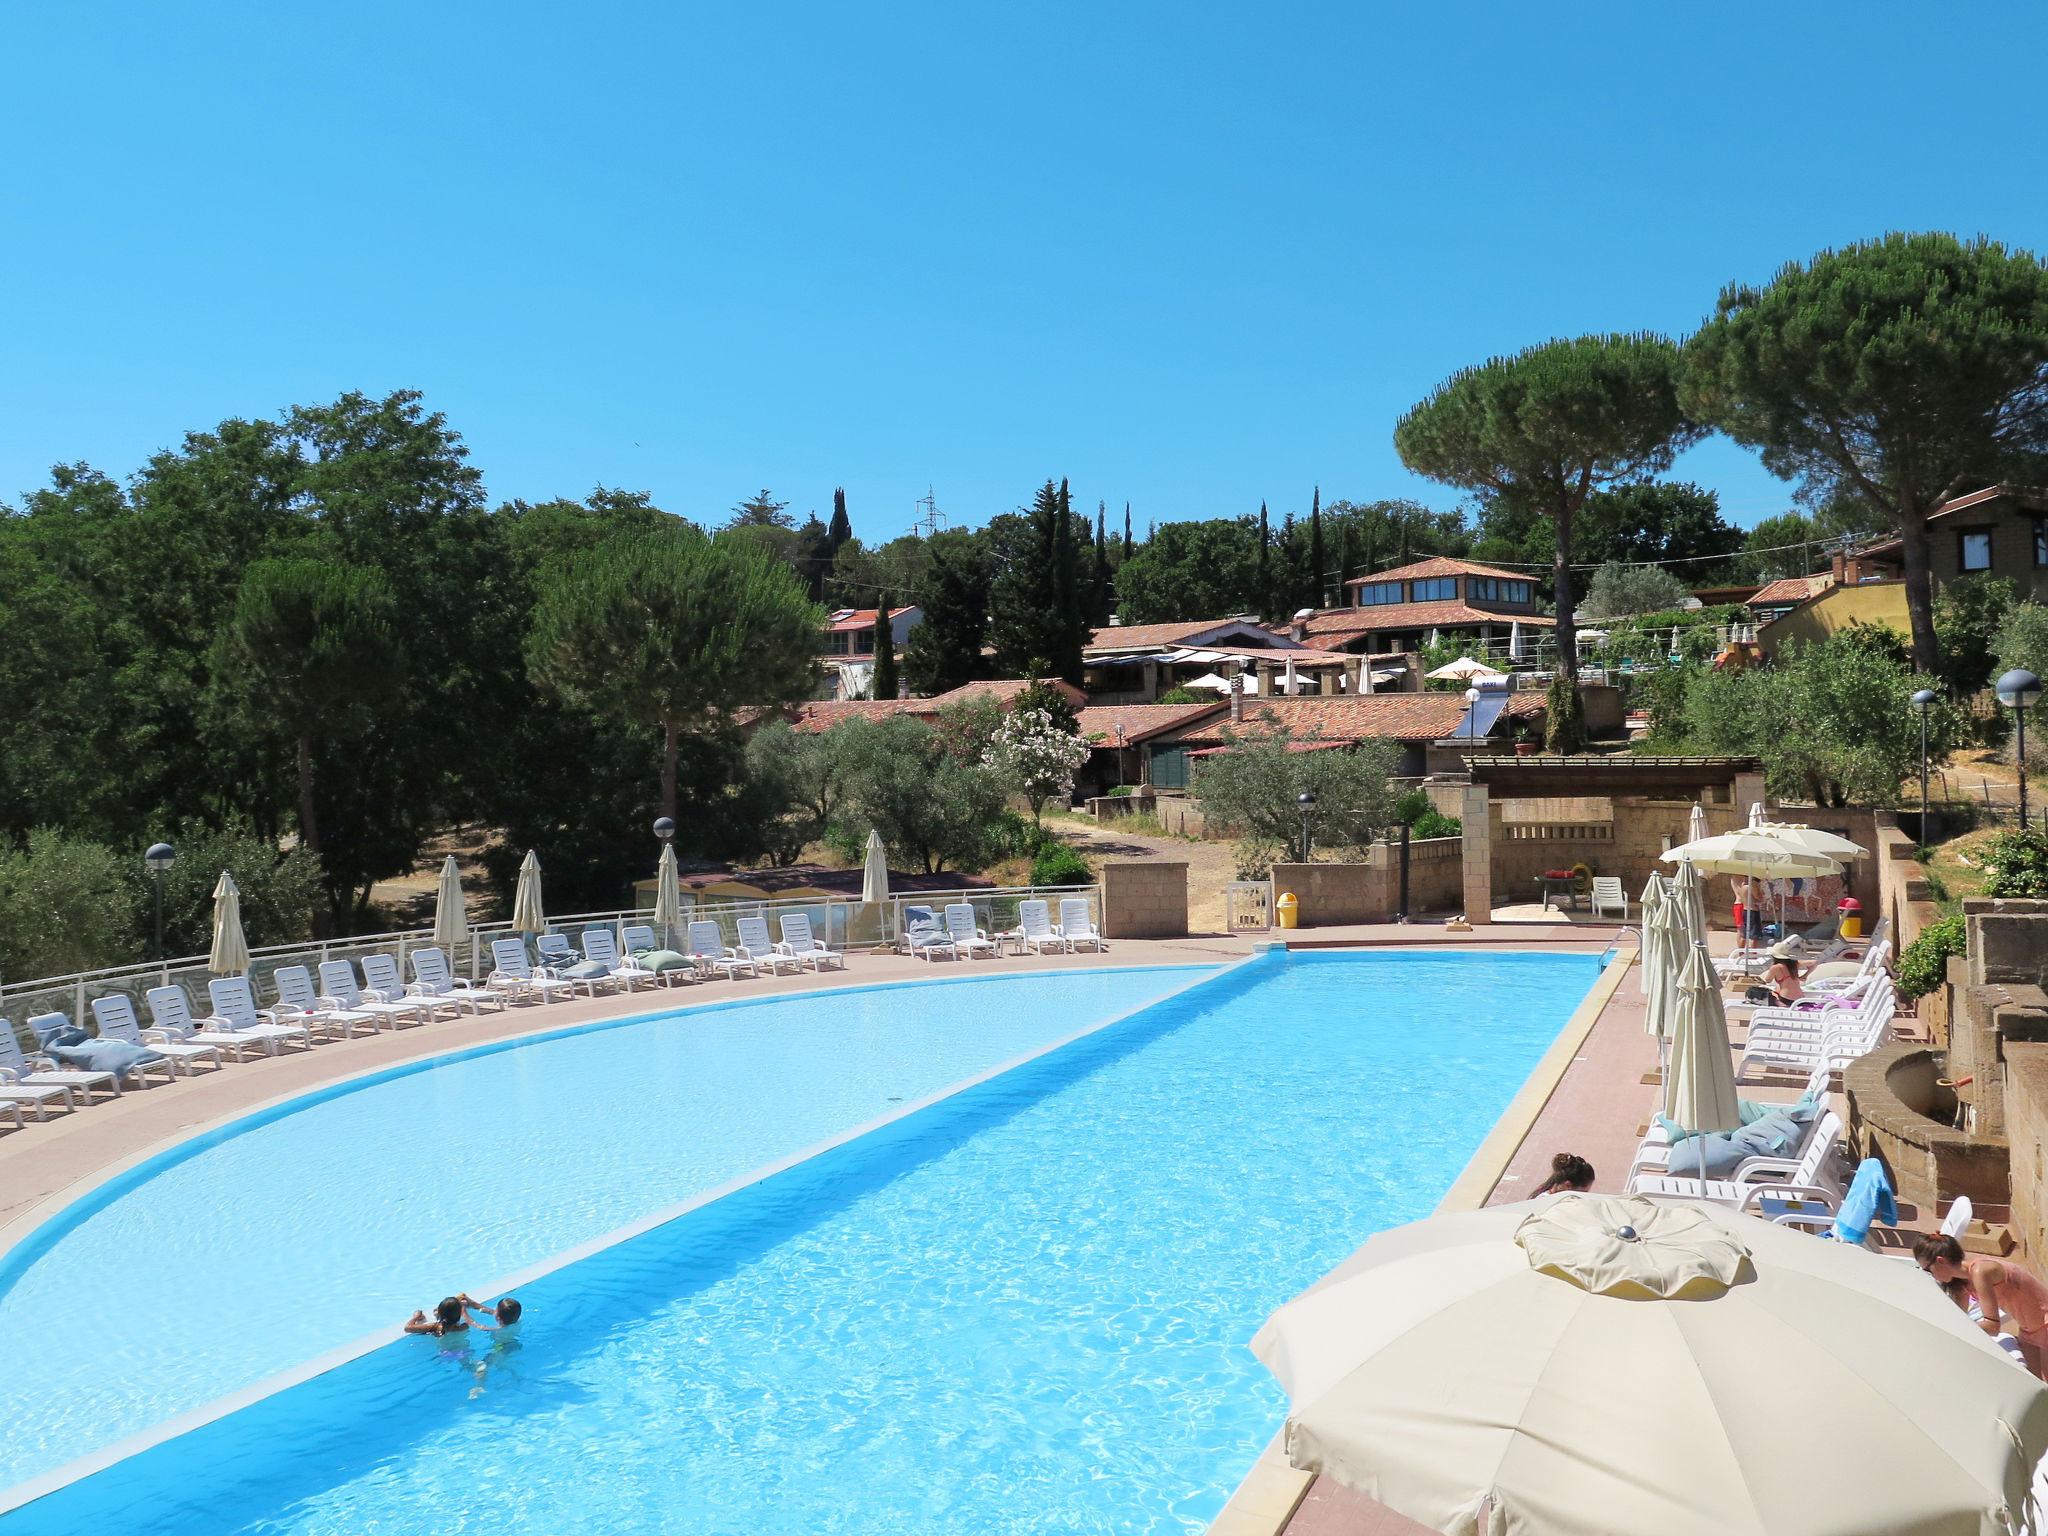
[1204,940,1638,1536]
[0,956,1247,1520]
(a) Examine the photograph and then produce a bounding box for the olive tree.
[1684,233,2048,675]
[1190,719,1401,871]
[1395,334,1699,749]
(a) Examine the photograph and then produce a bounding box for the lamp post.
[144,842,176,965]
[1296,790,1317,864]
[1998,669,2043,830]
[1464,685,1480,750]
[652,817,676,947]
[1910,688,1938,847]
[653,816,675,844]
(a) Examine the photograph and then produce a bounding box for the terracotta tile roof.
[1748,575,1833,607]
[1301,601,1556,637]
[1343,555,1531,586]
[1166,692,1544,747]
[923,678,1088,711]
[787,699,925,733]
[824,606,917,633]
[1086,618,1272,652]
[1075,701,1229,746]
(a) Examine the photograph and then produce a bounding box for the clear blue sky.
[5,3,2045,541]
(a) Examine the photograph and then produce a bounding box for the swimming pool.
[0,965,1214,1494]
[1,948,1602,1533]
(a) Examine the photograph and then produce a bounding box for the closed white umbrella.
[1636,873,1666,1000]
[1665,939,1742,1130]
[1253,1194,2048,1536]
[1508,620,1524,662]
[208,871,250,976]
[1639,875,1682,1091]
[1688,801,1708,846]
[862,830,889,906]
[653,844,684,950]
[432,856,469,950]
[511,849,546,936]
[1668,855,1709,947]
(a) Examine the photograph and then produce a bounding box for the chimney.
[1229,666,1244,724]
[1107,614,1123,626]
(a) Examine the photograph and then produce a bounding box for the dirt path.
[1044,815,1239,933]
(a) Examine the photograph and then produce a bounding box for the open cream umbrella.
[653,843,684,950]
[208,871,250,976]
[511,849,546,936]
[1664,940,1741,1130]
[432,855,469,950]
[1425,656,1508,683]
[1253,1194,2048,1536]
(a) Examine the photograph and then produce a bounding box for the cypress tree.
[1256,501,1271,618]
[1279,509,1301,611]
[828,487,852,551]
[1051,478,1086,682]
[1337,521,1357,599]
[1092,499,1112,625]
[1309,485,1327,608]
[870,592,899,699]
[1123,503,1133,558]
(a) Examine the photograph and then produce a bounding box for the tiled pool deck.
[0,919,1721,1535]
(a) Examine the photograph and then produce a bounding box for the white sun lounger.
[777,912,845,971]
[736,915,804,976]
[899,906,955,962]
[582,928,654,990]
[271,965,378,1039]
[0,1026,77,1117]
[315,962,424,1029]
[3,1019,120,1103]
[65,1003,177,1088]
[487,938,580,1004]
[1017,900,1069,954]
[411,947,507,1013]
[1629,1112,1845,1210]
[206,977,316,1054]
[1058,898,1106,952]
[361,953,460,1020]
[532,933,608,997]
[1589,877,1629,919]
[688,920,756,980]
[944,904,997,959]
[148,985,262,1065]
[91,994,223,1077]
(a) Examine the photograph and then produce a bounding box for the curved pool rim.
[0,960,1231,1307]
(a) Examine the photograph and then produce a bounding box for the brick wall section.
[1100,862,1189,939]
[1872,814,1940,951]
[1461,785,1492,918]
[1271,838,1463,925]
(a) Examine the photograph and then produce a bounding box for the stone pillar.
[1317,667,1337,696]
[1461,784,1492,919]
[1733,770,1767,817]
[1257,661,1276,698]
[1342,657,1362,695]
[1141,659,1159,701]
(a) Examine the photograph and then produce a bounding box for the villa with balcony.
[1290,556,1554,662]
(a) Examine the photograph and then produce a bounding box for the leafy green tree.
[1981,830,2048,898]
[214,557,405,877]
[1329,498,1471,578]
[728,488,792,529]
[0,828,136,980]
[1737,512,1827,583]
[1191,719,1401,861]
[527,528,821,820]
[825,532,930,609]
[1014,677,1081,735]
[1579,561,1695,620]
[1934,576,2020,696]
[1113,516,1262,623]
[1683,233,2048,674]
[904,529,992,695]
[1474,482,1736,584]
[983,707,1089,827]
[1122,503,1133,559]
[833,715,1006,873]
[1396,333,1699,749]
[137,819,323,957]
[1996,602,2048,678]
[741,722,846,866]
[870,595,900,700]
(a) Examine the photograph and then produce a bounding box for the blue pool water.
[0,966,1211,1493]
[1,950,1600,1534]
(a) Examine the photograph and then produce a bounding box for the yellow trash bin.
[1276,891,1299,930]
[1838,898,1863,941]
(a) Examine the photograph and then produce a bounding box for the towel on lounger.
[1829,1158,1896,1245]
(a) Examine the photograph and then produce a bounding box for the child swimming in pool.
[467,1297,524,1398]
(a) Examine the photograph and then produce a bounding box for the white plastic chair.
[1058,897,1106,952]
[1590,877,1628,919]
[1017,900,1069,954]
[736,915,804,975]
[271,965,376,1039]
[91,994,222,1076]
[411,947,507,1012]
[777,912,845,971]
[204,978,314,1055]
[486,938,579,1003]
[944,903,997,959]
[688,920,755,979]
[6,1017,122,1101]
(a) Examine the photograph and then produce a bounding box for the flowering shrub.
[983,708,1089,826]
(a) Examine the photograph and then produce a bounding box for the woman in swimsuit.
[1762,942,1804,1008]
[1918,1234,2048,1378]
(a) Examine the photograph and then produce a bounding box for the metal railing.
[0,885,1104,1042]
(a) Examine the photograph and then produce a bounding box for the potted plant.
[1514,722,1539,757]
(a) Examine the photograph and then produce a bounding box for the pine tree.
[989,479,1089,684]
[828,487,852,551]
[1255,501,1271,618]
[870,593,899,699]
[1123,503,1133,558]
[1092,500,1112,625]
[1310,485,1327,609]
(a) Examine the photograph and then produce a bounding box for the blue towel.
[1830,1158,1896,1245]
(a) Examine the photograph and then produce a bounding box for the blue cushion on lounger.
[1665,1116,1789,1178]
[46,1037,164,1074]
[643,950,691,973]
[563,961,610,981]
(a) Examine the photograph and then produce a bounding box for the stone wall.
[1086,792,1157,822]
[1150,795,1210,838]
[2006,1043,2048,1270]
[1271,837,1462,926]
[1871,814,1941,951]
[1100,862,1189,939]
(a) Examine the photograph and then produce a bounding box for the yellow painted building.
[1757,579,1910,652]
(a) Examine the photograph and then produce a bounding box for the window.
[827,632,849,654]
[1959,530,1993,572]
[1410,577,1455,602]
[1356,581,1403,606]
[1150,746,1190,790]
[855,631,874,654]
[2035,521,2048,567]
[1504,580,1531,604]
[1468,577,1496,602]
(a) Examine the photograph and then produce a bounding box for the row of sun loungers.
[0,914,861,1130]
[899,899,1106,961]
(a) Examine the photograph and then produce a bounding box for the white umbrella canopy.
[1664,940,1741,1130]
[208,871,250,976]
[1182,672,1233,693]
[1661,830,1839,882]
[1253,1194,2048,1536]
[1425,656,1508,683]
[431,856,469,949]
[511,849,546,935]
[861,830,889,905]
[653,844,684,949]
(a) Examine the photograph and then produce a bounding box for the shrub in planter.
[1896,915,1967,1002]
